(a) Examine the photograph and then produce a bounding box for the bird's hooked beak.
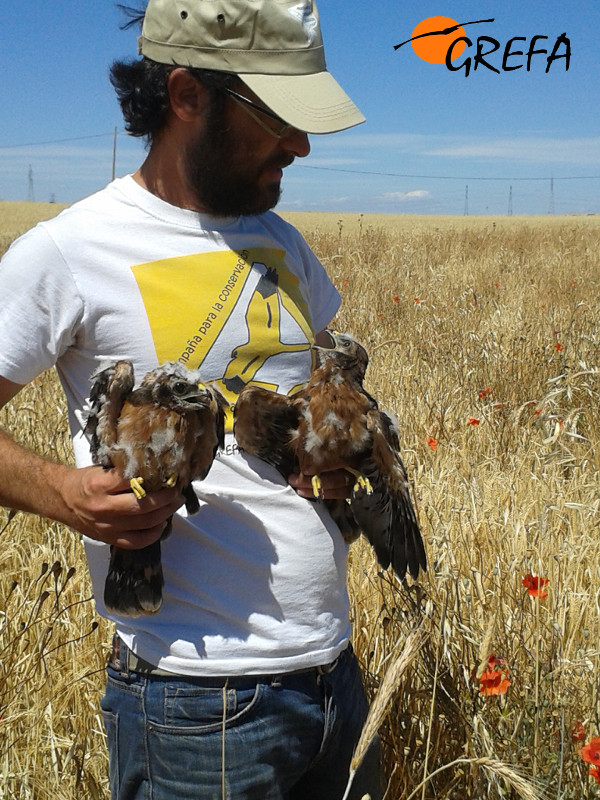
[178,382,211,405]
[311,329,337,352]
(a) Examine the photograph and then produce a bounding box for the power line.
[0,132,119,150]
[298,164,600,183]
[1,132,599,185]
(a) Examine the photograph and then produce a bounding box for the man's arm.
[0,376,183,548]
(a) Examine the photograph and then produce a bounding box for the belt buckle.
[109,633,130,677]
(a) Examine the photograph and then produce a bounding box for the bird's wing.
[349,409,427,580]
[183,383,229,511]
[233,384,302,478]
[325,498,361,544]
[84,360,135,467]
[209,384,228,452]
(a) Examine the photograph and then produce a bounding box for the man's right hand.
[58,465,185,548]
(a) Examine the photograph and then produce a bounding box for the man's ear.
[167,68,209,122]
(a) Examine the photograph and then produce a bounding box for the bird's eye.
[173,381,188,394]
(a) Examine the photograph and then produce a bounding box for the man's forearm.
[0,428,183,548]
[0,428,73,522]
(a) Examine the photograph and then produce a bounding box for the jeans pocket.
[156,682,264,734]
[100,709,120,796]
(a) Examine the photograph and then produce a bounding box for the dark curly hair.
[110,58,238,145]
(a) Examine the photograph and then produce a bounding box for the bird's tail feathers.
[104,540,165,617]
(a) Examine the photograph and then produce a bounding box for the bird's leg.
[345,468,373,496]
[130,477,146,499]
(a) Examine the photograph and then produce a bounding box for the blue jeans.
[100,642,382,800]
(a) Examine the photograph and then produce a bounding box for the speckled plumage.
[85,360,227,616]
[233,331,426,581]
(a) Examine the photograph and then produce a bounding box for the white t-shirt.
[0,175,349,675]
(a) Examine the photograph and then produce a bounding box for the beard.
[185,103,294,217]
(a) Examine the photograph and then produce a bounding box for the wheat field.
[1,202,600,799]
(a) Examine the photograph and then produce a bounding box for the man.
[0,2,382,798]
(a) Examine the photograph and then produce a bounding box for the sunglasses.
[221,87,296,139]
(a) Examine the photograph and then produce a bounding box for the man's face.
[185,89,308,217]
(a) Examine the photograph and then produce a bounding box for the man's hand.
[58,465,185,548]
[288,469,352,500]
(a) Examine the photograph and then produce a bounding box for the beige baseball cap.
[138,0,365,134]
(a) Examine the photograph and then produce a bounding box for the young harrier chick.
[85,360,226,616]
[233,331,426,581]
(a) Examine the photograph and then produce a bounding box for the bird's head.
[143,362,217,411]
[312,330,369,378]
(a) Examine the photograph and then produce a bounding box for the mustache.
[264,153,295,171]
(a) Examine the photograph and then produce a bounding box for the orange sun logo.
[410,16,468,64]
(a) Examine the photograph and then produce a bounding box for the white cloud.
[311,131,600,167]
[426,137,600,165]
[379,190,430,202]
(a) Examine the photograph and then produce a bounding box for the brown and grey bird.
[85,360,227,616]
[233,330,426,581]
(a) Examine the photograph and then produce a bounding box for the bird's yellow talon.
[346,469,373,496]
[311,475,323,498]
[166,474,177,488]
[355,475,373,495]
[130,477,146,499]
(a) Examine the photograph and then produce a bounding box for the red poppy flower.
[478,387,492,400]
[572,721,586,742]
[467,417,480,426]
[590,766,600,785]
[426,436,438,451]
[580,737,600,767]
[393,295,399,304]
[477,653,511,696]
[414,298,420,304]
[522,574,549,599]
[555,342,565,352]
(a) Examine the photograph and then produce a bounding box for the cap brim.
[239,71,365,134]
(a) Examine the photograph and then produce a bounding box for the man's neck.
[133,150,209,213]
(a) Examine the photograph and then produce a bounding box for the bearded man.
[0,3,384,798]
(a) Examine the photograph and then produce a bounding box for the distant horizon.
[2,197,597,222]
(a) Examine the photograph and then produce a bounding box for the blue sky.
[0,1,598,215]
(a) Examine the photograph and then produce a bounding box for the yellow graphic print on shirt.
[131,248,315,430]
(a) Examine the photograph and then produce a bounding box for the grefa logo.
[288,2,318,44]
[395,16,571,76]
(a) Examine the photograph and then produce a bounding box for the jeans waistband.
[108,634,348,686]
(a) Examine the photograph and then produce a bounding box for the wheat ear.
[342,628,426,800]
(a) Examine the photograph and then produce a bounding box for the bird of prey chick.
[233,331,426,581]
[85,360,226,616]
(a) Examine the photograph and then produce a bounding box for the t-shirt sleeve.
[281,222,341,333]
[0,224,84,384]
[301,243,341,334]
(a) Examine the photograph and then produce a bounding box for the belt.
[108,634,346,685]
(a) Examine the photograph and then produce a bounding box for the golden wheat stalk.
[403,756,543,800]
[342,628,426,800]
[475,613,497,680]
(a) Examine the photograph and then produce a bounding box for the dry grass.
[1,204,600,798]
